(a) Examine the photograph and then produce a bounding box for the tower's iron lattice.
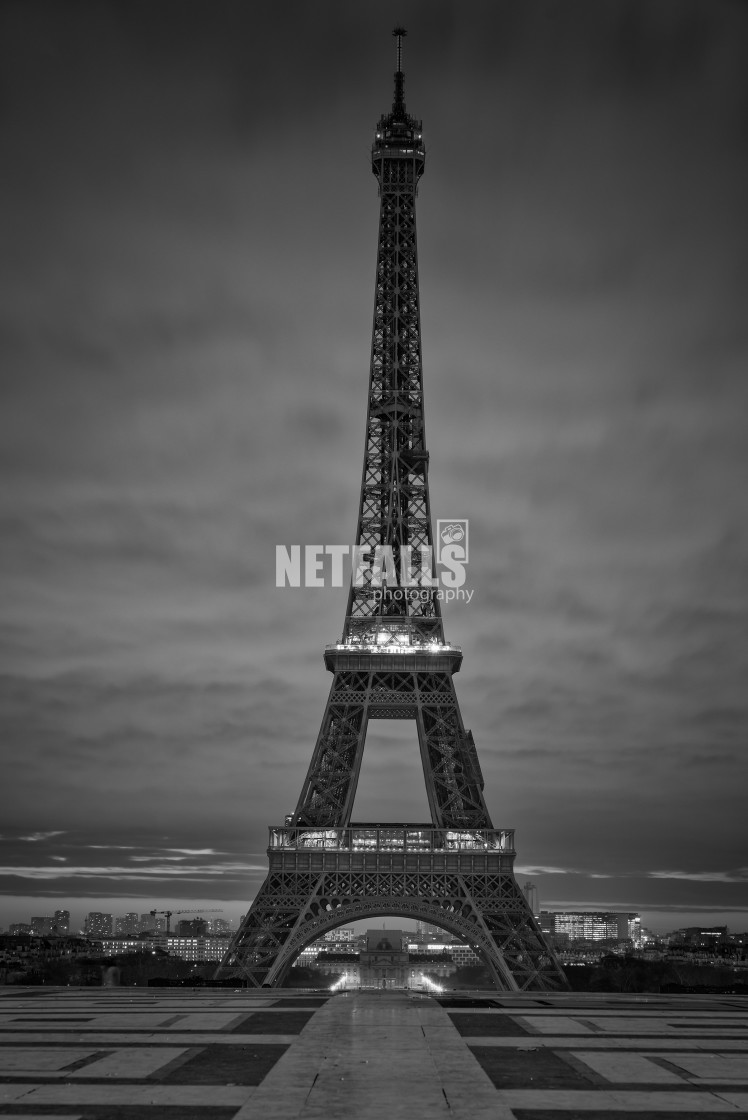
[216,30,567,992]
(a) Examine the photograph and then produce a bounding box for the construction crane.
[149,908,223,935]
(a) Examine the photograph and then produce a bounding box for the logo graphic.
[437,519,469,563]
[276,519,473,600]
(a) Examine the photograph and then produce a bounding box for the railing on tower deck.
[328,619,460,652]
[268,826,514,853]
[326,641,462,653]
[373,145,424,158]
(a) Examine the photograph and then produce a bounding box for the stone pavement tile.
[206,1003,276,1012]
[283,1065,451,1120]
[84,1013,231,1031]
[449,1012,533,1036]
[694,1040,748,1052]
[442,1005,506,1013]
[0,1083,45,1102]
[0,1047,96,1071]
[458,1035,717,1050]
[1,1012,177,1032]
[469,1045,597,1090]
[0,1030,299,1046]
[443,1003,513,1010]
[151,1012,243,1031]
[571,1051,685,1084]
[664,1053,748,1081]
[272,997,329,1007]
[414,999,515,1119]
[516,1016,595,1035]
[716,1093,748,1109]
[230,1011,316,1034]
[0,1013,95,1022]
[228,1004,320,1010]
[0,1115,83,1119]
[67,1045,189,1078]
[160,1042,289,1085]
[583,1016,748,1035]
[233,992,515,1120]
[499,1088,746,1111]
[518,1007,748,1019]
[10,1083,254,1106]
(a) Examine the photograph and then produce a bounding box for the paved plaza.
[1,987,748,1119]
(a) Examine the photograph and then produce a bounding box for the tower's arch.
[264,901,515,990]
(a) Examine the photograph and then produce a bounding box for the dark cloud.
[1,0,747,933]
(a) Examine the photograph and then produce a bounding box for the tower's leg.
[415,674,488,828]
[293,674,368,828]
[460,873,567,991]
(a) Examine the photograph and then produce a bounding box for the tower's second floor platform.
[265,825,516,876]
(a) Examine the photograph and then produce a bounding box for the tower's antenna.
[393,25,406,72]
[392,26,407,114]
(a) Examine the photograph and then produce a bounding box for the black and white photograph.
[1,1,747,1115]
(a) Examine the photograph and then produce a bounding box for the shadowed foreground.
[1,986,748,1118]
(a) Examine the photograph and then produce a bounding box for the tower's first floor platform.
[216,825,567,991]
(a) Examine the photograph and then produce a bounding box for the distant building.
[30,916,54,936]
[359,929,409,988]
[209,919,232,935]
[0,934,100,975]
[84,912,113,938]
[296,928,363,967]
[405,937,480,969]
[54,910,70,935]
[295,944,321,967]
[138,913,166,933]
[414,921,443,943]
[176,918,208,937]
[97,935,231,962]
[323,926,357,944]
[164,936,228,962]
[115,913,140,937]
[98,938,150,957]
[320,928,359,951]
[428,942,481,969]
[522,882,539,918]
[307,928,459,989]
[540,911,640,945]
[670,926,729,949]
[36,913,73,936]
[9,923,32,936]
[314,952,361,985]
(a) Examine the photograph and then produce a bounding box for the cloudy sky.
[1,0,747,937]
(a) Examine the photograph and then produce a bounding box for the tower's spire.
[392,26,407,115]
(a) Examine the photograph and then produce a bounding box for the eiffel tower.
[216,29,567,992]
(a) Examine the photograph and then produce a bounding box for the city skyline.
[3,897,743,942]
[1,2,747,939]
